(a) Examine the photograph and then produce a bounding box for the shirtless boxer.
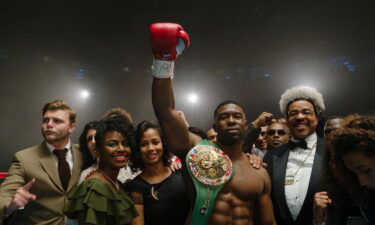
[149,22,276,225]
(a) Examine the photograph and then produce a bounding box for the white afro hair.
[279,86,325,117]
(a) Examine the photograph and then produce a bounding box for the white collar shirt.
[285,133,317,220]
[46,140,74,173]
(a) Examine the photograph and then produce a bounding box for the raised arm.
[243,112,273,153]
[150,23,200,156]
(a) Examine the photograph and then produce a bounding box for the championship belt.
[186,140,234,225]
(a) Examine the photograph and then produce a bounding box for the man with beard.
[263,86,326,225]
[150,22,276,225]
[0,100,82,225]
[267,120,290,150]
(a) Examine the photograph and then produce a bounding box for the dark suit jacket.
[0,142,82,225]
[263,135,325,225]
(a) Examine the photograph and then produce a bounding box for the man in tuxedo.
[263,86,326,225]
[0,100,82,225]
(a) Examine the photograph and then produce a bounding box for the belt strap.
[186,140,233,225]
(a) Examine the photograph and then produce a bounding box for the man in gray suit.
[0,100,83,225]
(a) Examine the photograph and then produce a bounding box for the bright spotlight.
[81,90,90,98]
[187,93,198,103]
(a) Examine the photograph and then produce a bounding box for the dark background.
[1,0,374,170]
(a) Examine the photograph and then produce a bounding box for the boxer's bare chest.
[221,157,264,200]
[209,157,264,224]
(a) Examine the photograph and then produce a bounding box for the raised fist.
[150,23,190,61]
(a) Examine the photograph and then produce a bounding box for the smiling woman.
[64,118,138,225]
[125,120,190,225]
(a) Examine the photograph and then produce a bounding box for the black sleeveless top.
[125,170,190,225]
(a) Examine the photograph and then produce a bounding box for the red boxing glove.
[150,23,190,61]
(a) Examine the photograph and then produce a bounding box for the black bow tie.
[289,140,308,150]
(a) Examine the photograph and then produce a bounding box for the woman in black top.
[126,120,190,225]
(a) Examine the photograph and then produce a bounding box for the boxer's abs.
[208,157,264,225]
[209,191,255,225]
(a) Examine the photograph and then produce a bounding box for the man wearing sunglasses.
[267,120,290,150]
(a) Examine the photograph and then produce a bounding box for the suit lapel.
[296,137,325,224]
[67,144,82,192]
[38,142,64,192]
[273,146,295,225]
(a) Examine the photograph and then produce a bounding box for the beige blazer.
[0,142,82,225]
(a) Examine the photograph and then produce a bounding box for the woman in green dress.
[64,117,138,225]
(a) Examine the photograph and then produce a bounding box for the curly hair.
[325,114,375,207]
[95,117,136,163]
[103,107,133,124]
[279,86,325,118]
[79,120,100,170]
[214,100,245,119]
[130,120,171,171]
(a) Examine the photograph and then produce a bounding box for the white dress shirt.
[285,133,317,220]
[46,140,73,173]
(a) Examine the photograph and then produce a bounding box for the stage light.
[81,90,90,99]
[187,93,198,104]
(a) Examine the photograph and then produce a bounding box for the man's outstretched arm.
[0,154,37,222]
[150,23,200,156]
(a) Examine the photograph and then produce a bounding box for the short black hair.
[188,126,208,139]
[95,117,136,157]
[214,100,245,119]
[79,120,100,170]
[130,120,171,171]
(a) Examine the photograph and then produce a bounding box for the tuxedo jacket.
[263,136,325,225]
[0,142,82,225]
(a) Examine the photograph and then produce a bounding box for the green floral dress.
[64,178,137,225]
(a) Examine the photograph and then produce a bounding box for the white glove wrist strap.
[152,59,174,78]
